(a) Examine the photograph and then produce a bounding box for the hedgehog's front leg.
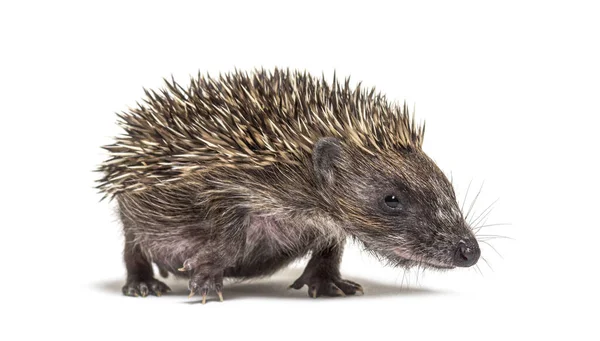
[291,137,363,297]
[289,243,363,298]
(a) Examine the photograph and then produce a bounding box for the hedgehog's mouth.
[393,248,455,269]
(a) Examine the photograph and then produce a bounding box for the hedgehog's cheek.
[312,137,342,187]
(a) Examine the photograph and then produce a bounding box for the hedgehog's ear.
[312,137,342,187]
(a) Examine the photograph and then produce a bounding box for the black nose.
[453,240,480,267]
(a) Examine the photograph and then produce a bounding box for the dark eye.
[384,195,400,208]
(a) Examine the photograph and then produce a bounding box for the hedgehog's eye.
[384,195,400,208]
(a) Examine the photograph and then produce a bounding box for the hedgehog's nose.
[453,240,480,267]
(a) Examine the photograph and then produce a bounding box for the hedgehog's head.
[312,137,479,269]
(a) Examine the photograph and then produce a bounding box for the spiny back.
[97,68,425,198]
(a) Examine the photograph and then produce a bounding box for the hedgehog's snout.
[452,239,480,267]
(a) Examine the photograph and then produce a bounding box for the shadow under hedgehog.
[97,68,480,303]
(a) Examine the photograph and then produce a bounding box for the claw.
[188,291,195,299]
[178,267,187,272]
[201,287,209,304]
[356,287,364,295]
[308,284,318,298]
[123,279,169,298]
[329,283,345,296]
[217,291,224,302]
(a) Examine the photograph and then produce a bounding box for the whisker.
[479,240,504,259]
[470,198,499,229]
[476,233,514,240]
[465,181,485,223]
[473,215,491,234]
[460,179,473,214]
[477,237,511,243]
[480,256,494,272]
[474,264,484,276]
[476,223,513,230]
[473,210,495,234]
[474,221,512,235]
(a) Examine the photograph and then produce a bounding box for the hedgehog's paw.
[187,271,224,304]
[122,278,171,297]
[289,276,364,298]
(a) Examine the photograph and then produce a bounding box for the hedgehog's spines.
[98,69,424,197]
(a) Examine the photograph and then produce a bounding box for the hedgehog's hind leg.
[122,232,171,297]
[177,248,226,304]
[176,227,245,304]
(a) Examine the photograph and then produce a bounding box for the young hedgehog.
[98,68,480,303]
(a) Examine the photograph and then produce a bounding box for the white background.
[1,1,598,340]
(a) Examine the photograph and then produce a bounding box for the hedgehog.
[98,68,480,303]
